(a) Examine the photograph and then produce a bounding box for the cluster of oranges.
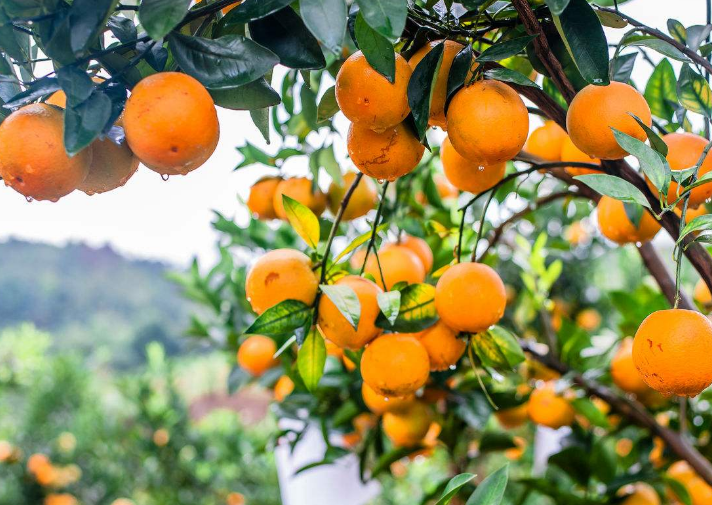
[0,72,219,201]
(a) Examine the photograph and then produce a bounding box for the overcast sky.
[0,0,703,267]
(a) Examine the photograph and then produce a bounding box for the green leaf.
[629,113,668,156]
[168,33,279,89]
[574,174,651,208]
[4,76,60,109]
[571,397,610,428]
[56,66,94,107]
[545,0,570,16]
[375,283,438,332]
[553,0,610,85]
[687,25,712,52]
[377,290,400,325]
[0,10,29,64]
[107,15,137,44]
[354,11,395,83]
[465,465,508,505]
[68,0,116,54]
[623,35,691,63]
[244,299,312,337]
[139,0,191,41]
[250,107,271,143]
[446,44,474,104]
[64,91,112,156]
[644,59,678,121]
[623,202,644,227]
[596,10,627,28]
[667,19,687,45]
[317,86,339,123]
[611,128,670,195]
[479,432,517,453]
[331,223,390,264]
[220,0,294,24]
[408,40,445,140]
[298,327,326,391]
[355,0,406,42]
[679,214,712,243]
[590,437,617,484]
[435,473,476,505]
[677,63,712,118]
[471,326,525,370]
[484,68,539,88]
[476,35,537,62]
[300,0,347,54]
[609,52,637,83]
[282,195,321,249]
[210,78,281,110]
[249,7,326,70]
[548,447,591,485]
[320,284,361,331]
[664,476,693,505]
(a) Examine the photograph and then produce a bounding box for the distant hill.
[0,239,192,368]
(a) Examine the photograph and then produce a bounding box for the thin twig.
[360,181,390,275]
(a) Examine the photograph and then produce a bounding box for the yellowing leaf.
[282,194,320,249]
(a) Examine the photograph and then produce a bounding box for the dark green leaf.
[227,366,250,394]
[298,327,326,391]
[210,78,280,110]
[168,33,279,88]
[623,35,691,62]
[679,214,712,243]
[446,44,473,103]
[56,66,94,108]
[545,0,570,16]
[591,437,617,484]
[300,0,347,54]
[375,283,438,332]
[677,63,712,117]
[571,397,610,428]
[68,0,116,53]
[465,465,508,505]
[629,113,668,156]
[664,476,693,505]
[250,107,271,143]
[317,85,339,123]
[221,0,294,24]
[484,68,539,88]
[471,326,525,370]
[623,202,644,227]
[249,7,326,70]
[64,90,112,156]
[549,447,590,486]
[479,432,517,453]
[355,0,406,42]
[687,25,712,52]
[354,11,395,83]
[107,15,138,43]
[610,52,637,82]
[667,19,687,45]
[611,128,670,194]
[377,290,400,325]
[644,59,678,121]
[139,0,191,41]
[320,284,361,331]
[244,299,312,337]
[456,391,494,430]
[435,473,476,505]
[574,174,651,208]
[0,10,29,63]
[476,35,536,62]
[408,40,445,140]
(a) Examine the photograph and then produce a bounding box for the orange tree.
[5,0,712,503]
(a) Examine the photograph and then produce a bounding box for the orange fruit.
[361,333,430,396]
[318,275,383,350]
[237,335,278,376]
[399,235,433,273]
[616,438,634,457]
[596,195,661,244]
[694,278,712,307]
[566,82,652,160]
[575,308,601,331]
[408,40,475,129]
[667,460,712,505]
[124,72,219,175]
[495,403,529,429]
[633,309,712,397]
[560,135,602,176]
[527,382,575,429]
[44,495,78,505]
[274,375,294,401]
[650,437,666,468]
[611,337,651,396]
[195,0,242,15]
[434,262,506,333]
[433,173,460,200]
[365,244,426,290]
[27,453,51,474]
[447,80,529,165]
[504,436,527,461]
[272,177,327,220]
[347,122,425,181]
[79,125,139,195]
[565,221,589,245]
[335,51,411,131]
[0,104,91,201]
[622,483,660,505]
[418,321,466,371]
[226,492,245,505]
[382,401,432,447]
[247,177,281,220]
[327,172,378,220]
[245,248,319,314]
[657,133,712,208]
[361,382,413,415]
[152,428,170,447]
[525,121,567,161]
[441,136,506,193]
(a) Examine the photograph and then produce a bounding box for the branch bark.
[638,241,695,310]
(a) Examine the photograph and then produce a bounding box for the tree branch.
[637,241,695,310]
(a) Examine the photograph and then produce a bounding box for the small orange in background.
[272,177,327,220]
[152,428,170,447]
[694,278,712,308]
[361,334,430,397]
[27,453,51,474]
[382,401,432,447]
[274,375,294,402]
[44,494,78,505]
[447,80,529,165]
[615,438,634,458]
[566,81,652,160]
[560,135,601,176]
[245,249,319,315]
[611,337,651,396]
[362,382,413,415]
[495,403,529,429]
[110,499,136,505]
[596,195,661,245]
[399,235,434,274]
[365,244,426,290]
[440,136,506,194]
[347,122,425,181]
[418,321,466,371]
[124,72,219,176]
[575,308,601,332]
[432,173,460,201]
[620,483,660,505]
[335,51,412,131]
[434,262,506,334]
[655,132,712,208]
[633,309,712,397]
[237,335,278,377]
[327,172,377,221]
[247,177,281,220]
[525,121,567,161]
[527,382,575,429]
[226,491,246,505]
[504,436,527,461]
[565,221,590,246]
[667,460,712,505]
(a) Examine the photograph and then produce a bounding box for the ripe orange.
[335,51,412,131]
[560,135,602,176]
[361,333,430,396]
[525,121,567,161]
[566,82,652,160]
[611,337,651,396]
[565,221,590,245]
[433,173,460,200]
[418,321,466,371]
[575,308,601,331]
[0,104,91,201]
[382,401,432,447]
[408,40,475,130]
[667,460,712,505]
[237,335,278,376]
[318,275,383,350]
[347,122,425,181]
[327,172,377,220]
[633,309,712,397]
[495,403,529,429]
[274,375,294,401]
[434,262,506,333]
[441,136,506,193]
[596,195,661,244]
[694,278,712,307]
[399,235,434,273]
[247,177,281,220]
[272,177,327,220]
[527,382,575,429]
[447,80,529,165]
[44,494,78,505]
[226,492,245,505]
[657,133,712,208]
[79,126,139,195]
[152,428,170,447]
[245,248,319,314]
[124,72,219,175]
[616,438,634,458]
[622,483,660,505]
[361,382,413,415]
[504,436,527,461]
[365,244,426,290]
